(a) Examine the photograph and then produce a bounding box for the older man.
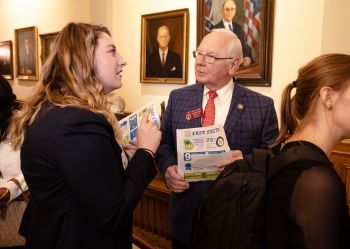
[146,25,182,78]
[214,0,251,66]
[158,29,278,249]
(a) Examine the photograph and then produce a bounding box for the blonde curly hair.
[8,22,122,150]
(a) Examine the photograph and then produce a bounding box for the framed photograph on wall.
[197,0,274,86]
[15,26,39,80]
[40,32,58,65]
[0,40,14,79]
[140,8,189,84]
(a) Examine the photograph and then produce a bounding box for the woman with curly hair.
[8,22,161,249]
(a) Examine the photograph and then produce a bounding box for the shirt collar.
[223,20,232,29]
[203,79,234,102]
[159,48,168,56]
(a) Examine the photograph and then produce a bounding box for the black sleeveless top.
[266,141,350,249]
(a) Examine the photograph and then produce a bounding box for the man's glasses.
[192,51,234,64]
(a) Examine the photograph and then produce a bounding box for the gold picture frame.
[0,40,14,80]
[15,26,39,80]
[140,8,189,84]
[197,0,274,86]
[40,32,59,66]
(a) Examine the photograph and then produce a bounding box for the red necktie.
[202,91,218,127]
[161,52,165,65]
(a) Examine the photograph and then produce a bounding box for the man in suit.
[19,38,35,75]
[214,0,252,66]
[146,25,182,78]
[158,29,278,249]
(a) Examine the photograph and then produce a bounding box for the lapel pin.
[237,103,244,110]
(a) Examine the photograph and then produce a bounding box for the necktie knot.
[208,90,218,100]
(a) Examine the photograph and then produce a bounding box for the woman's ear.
[319,86,334,110]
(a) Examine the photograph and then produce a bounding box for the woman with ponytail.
[266,54,350,249]
[7,22,161,249]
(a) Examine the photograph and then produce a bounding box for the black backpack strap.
[252,148,273,173]
[267,142,330,181]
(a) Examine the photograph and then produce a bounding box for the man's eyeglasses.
[192,51,234,64]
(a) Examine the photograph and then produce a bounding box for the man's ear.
[319,86,335,110]
[228,57,242,75]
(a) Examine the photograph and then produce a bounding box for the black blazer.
[20,103,156,249]
[146,50,182,78]
[214,21,251,59]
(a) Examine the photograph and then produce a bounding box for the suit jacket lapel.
[182,83,203,128]
[193,83,204,127]
[224,82,246,138]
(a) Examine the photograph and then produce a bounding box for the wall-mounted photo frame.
[197,0,274,86]
[40,32,58,66]
[15,26,39,80]
[0,40,14,80]
[140,8,189,84]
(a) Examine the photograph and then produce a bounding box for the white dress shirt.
[159,48,168,63]
[223,20,233,30]
[0,139,28,201]
[202,79,234,126]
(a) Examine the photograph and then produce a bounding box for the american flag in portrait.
[204,0,215,31]
[243,0,261,61]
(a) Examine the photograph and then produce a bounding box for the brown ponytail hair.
[271,53,350,147]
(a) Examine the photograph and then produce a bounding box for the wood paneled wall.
[133,175,171,249]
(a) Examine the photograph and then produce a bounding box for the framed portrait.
[15,26,39,80]
[0,40,14,79]
[140,9,189,84]
[40,32,58,65]
[197,0,274,86]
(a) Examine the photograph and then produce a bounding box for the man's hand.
[216,150,243,172]
[164,165,189,193]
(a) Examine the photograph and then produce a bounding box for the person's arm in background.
[0,142,28,202]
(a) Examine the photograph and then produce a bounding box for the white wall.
[114,0,197,113]
[0,0,91,100]
[2,0,349,119]
[113,0,326,116]
[321,0,350,54]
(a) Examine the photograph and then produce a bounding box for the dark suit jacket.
[158,82,278,245]
[20,103,156,249]
[214,21,251,59]
[146,50,182,78]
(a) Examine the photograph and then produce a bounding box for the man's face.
[157,27,170,49]
[222,0,236,22]
[195,33,234,89]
